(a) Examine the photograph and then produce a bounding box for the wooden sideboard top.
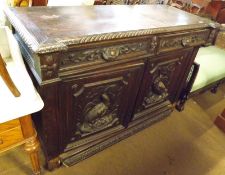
[4,5,218,54]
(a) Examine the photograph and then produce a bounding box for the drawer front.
[0,119,21,134]
[59,38,156,67]
[158,29,210,54]
[0,126,24,151]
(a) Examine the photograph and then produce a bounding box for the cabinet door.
[59,61,145,148]
[134,49,193,116]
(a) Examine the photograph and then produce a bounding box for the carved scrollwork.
[159,31,209,53]
[60,42,149,66]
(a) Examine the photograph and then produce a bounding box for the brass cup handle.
[0,138,3,145]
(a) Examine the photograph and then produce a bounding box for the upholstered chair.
[0,24,43,175]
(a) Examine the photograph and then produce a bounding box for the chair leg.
[19,115,41,174]
[24,136,41,175]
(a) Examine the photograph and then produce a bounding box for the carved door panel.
[134,49,193,116]
[59,61,145,149]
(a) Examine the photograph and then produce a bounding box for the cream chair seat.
[176,28,225,111]
[191,46,225,92]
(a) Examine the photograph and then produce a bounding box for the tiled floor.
[1,85,225,175]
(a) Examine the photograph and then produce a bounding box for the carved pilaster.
[150,36,158,52]
[40,53,60,80]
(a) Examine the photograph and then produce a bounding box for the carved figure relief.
[71,76,130,140]
[142,72,169,108]
[77,93,119,134]
[138,58,182,111]
[60,42,149,66]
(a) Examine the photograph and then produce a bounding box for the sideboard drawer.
[0,126,24,151]
[60,39,155,68]
[158,29,210,53]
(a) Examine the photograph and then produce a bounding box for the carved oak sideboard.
[4,5,219,170]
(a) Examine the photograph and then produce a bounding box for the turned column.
[19,115,41,175]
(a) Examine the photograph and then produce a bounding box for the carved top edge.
[4,7,68,54]
[58,23,211,45]
[4,7,220,54]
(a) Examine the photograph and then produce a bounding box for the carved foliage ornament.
[159,32,208,52]
[61,41,151,66]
